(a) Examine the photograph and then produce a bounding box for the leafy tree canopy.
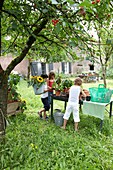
[1,0,113,64]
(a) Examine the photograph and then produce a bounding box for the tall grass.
[0,79,113,169]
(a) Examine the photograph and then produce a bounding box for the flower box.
[7,101,20,115]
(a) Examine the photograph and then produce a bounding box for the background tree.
[85,26,113,87]
[76,0,113,87]
[0,0,113,137]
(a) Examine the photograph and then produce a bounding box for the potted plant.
[55,84,64,96]
[51,75,62,96]
[7,73,27,115]
[28,75,44,95]
[55,75,62,85]
[62,79,73,93]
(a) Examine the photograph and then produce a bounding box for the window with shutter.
[90,65,94,71]
[62,62,65,73]
[69,62,72,73]
[30,62,42,76]
[41,63,46,74]
[62,62,69,74]
[49,63,53,72]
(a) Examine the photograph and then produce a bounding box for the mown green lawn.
[0,79,113,170]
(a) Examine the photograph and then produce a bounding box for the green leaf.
[42,9,48,13]
[79,0,91,7]
[67,0,76,5]
[55,23,60,34]
[106,39,111,45]
[12,21,18,29]
[69,41,77,47]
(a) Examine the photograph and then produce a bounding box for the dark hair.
[49,71,55,79]
[74,77,82,86]
[41,74,48,79]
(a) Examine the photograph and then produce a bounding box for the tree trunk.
[0,0,5,56]
[0,66,8,140]
[0,108,6,141]
[98,33,107,88]
[101,66,107,88]
[103,73,107,88]
[27,59,31,80]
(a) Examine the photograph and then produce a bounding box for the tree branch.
[5,18,49,75]
[2,9,32,35]
[3,33,19,54]
[0,0,5,11]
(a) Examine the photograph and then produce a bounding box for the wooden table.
[51,94,83,120]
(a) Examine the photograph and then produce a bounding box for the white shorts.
[63,102,80,122]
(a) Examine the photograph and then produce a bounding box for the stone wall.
[0,54,29,76]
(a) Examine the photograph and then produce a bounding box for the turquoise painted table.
[83,99,113,131]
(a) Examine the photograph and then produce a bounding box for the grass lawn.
[0,79,113,169]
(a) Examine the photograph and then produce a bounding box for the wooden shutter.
[30,62,42,76]
[49,63,53,72]
[62,62,65,73]
[69,62,72,73]
[41,63,46,74]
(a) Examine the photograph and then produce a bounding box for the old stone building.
[0,53,100,76]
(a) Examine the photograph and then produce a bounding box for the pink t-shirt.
[48,80,54,92]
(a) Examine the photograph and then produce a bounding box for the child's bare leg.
[43,110,46,119]
[74,122,78,131]
[38,109,45,117]
[61,119,67,129]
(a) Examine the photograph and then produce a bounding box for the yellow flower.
[37,76,44,83]
[30,76,34,79]
[29,75,44,88]
[30,143,34,147]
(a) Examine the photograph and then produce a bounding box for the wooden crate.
[7,101,20,115]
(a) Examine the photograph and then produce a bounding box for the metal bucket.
[53,109,64,126]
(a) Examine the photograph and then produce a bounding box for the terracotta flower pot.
[55,90,61,96]
[64,88,70,93]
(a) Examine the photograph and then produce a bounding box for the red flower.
[92,1,95,4]
[96,0,100,3]
[52,20,55,24]
[52,19,59,26]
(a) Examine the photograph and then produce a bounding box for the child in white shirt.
[62,77,86,131]
[38,74,50,120]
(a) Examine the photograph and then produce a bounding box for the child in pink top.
[47,71,55,104]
